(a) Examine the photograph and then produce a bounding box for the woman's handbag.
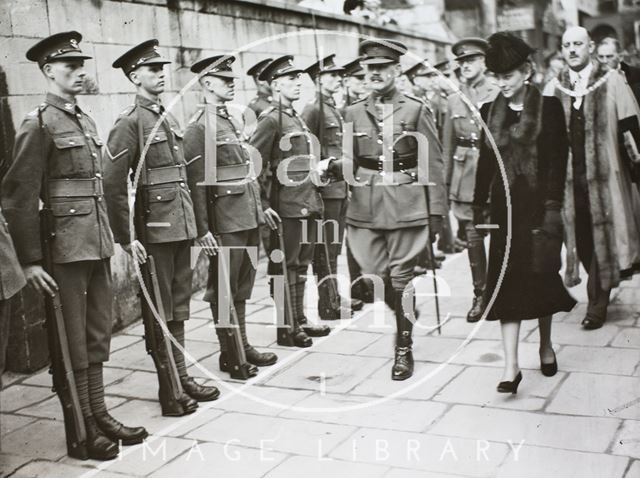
[531,207,563,274]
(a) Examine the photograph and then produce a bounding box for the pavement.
[1,245,639,478]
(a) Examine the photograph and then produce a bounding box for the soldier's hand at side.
[123,240,147,264]
[263,208,281,230]
[23,264,58,297]
[428,215,443,242]
[197,232,218,257]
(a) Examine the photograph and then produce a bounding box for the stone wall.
[0,0,449,373]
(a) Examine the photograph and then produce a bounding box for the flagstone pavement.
[1,248,639,478]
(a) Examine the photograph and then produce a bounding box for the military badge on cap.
[112,39,171,76]
[190,55,238,79]
[258,55,303,83]
[359,38,408,65]
[452,37,489,61]
[26,31,92,67]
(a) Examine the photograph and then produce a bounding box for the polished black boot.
[176,393,198,414]
[94,412,148,446]
[245,346,278,367]
[295,281,330,337]
[286,279,314,347]
[466,237,487,323]
[315,248,353,321]
[218,351,259,377]
[391,290,415,381]
[182,376,220,402]
[85,415,119,460]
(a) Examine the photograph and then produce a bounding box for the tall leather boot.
[392,289,414,381]
[235,300,277,367]
[295,278,330,337]
[466,237,487,323]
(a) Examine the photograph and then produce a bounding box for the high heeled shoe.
[540,351,558,377]
[497,371,522,394]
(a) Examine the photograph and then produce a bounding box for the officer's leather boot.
[94,412,148,446]
[466,238,487,323]
[85,415,119,460]
[392,290,415,381]
[235,300,278,367]
[385,278,419,319]
[295,280,330,337]
[181,377,220,402]
[287,279,314,347]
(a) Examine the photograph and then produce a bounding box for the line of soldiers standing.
[0,31,461,461]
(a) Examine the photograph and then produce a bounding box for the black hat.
[258,55,303,82]
[26,31,92,67]
[190,54,238,79]
[304,54,345,79]
[434,59,451,71]
[452,37,489,61]
[112,39,171,76]
[485,32,535,74]
[359,39,407,65]
[342,57,365,78]
[246,58,272,78]
[403,60,437,80]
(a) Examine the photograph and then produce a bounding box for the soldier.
[340,57,374,304]
[104,40,219,411]
[245,57,273,256]
[342,39,447,380]
[1,32,147,459]
[0,207,26,387]
[250,55,331,345]
[442,38,498,323]
[301,54,360,320]
[183,54,278,375]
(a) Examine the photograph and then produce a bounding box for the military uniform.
[344,39,447,381]
[105,40,216,406]
[0,206,26,386]
[250,55,329,343]
[2,32,146,460]
[301,54,353,319]
[184,54,276,373]
[443,38,499,322]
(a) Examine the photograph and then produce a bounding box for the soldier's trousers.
[281,217,317,277]
[0,299,10,387]
[347,225,428,291]
[52,259,113,370]
[145,240,193,322]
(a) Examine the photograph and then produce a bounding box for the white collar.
[569,62,593,86]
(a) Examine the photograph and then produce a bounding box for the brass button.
[69,208,76,213]
[95,173,102,178]
[156,195,162,200]
[173,145,179,151]
[69,140,75,145]
[91,153,97,158]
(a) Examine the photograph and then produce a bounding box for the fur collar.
[486,85,544,188]
[558,61,608,90]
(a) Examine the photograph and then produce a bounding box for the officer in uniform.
[343,39,447,380]
[340,57,374,304]
[442,38,498,323]
[250,55,331,344]
[0,207,26,387]
[245,58,273,256]
[301,54,360,319]
[1,32,147,459]
[184,54,278,375]
[104,40,219,409]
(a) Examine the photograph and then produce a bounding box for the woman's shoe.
[540,351,558,377]
[497,371,522,394]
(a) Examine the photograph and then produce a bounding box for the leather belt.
[356,156,417,172]
[49,177,104,198]
[216,162,252,182]
[143,165,187,186]
[455,137,479,148]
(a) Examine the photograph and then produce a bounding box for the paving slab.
[0,414,37,438]
[556,345,639,375]
[263,455,389,478]
[0,385,55,413]
[8,460,131,478]
[16,394,125,421]
[434,366,565,411]
[330,428,509,477]
[208,385,313,417]
[430,404,620,453]
[0,419,67,460]
[525,321,619,347]
[611,327,640,348]
[612,419,640,459]
[186,412,357,457]
[359,335,467,364]
[625,460,640,478]
[547,372,640,419]
[494,445,629,478]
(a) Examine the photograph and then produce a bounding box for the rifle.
[268,97,297,346]
[310,12,344,319]
[203,105,257,379]
[38,108,88,460]
[135,115,186,416]
[423,175,442,335]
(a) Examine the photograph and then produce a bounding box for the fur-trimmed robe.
[544,63,640,290]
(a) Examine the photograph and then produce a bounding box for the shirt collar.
[136,94,163,114]
[45,92,80,115]
[468,75,486,90]
[569,61,593,86]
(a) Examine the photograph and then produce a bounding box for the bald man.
[544,26,640,330]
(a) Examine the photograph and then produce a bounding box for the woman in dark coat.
[473,32,576,393]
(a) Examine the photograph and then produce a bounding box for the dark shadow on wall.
[0,66,16,183]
